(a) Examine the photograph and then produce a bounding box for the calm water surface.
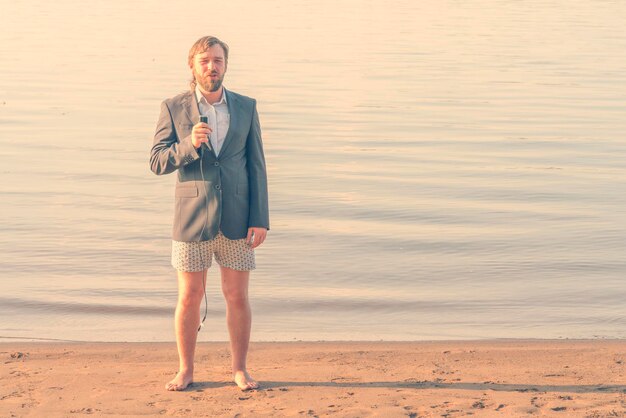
[0,0,625,341]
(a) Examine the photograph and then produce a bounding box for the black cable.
[197,114,210,332]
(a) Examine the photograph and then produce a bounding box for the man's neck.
[198,85,224,105]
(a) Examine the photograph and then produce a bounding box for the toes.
[165,375,192,391]
[166,382,182,391]
[233,373,259,391]
[244,381,258,390]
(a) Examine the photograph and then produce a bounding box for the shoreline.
[2,337,624,343]
[2,339,624,417]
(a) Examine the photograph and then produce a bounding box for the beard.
[194,69,224,92]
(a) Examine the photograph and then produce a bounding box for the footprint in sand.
[472,401,486,409]
[69,407,100,414]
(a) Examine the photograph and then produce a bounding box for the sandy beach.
[1,339,624,417]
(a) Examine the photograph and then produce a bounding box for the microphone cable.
[196,114,210,332]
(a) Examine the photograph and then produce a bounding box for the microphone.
[199,116,212,153]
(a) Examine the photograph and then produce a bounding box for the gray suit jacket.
[150,89,269,242]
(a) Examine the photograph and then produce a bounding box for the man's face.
[191,44,227,93]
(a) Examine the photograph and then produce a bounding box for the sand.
[1,339,624,417]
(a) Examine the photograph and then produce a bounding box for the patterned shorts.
[171,231,256,272]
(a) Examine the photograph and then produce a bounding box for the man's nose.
[206,61,214,71]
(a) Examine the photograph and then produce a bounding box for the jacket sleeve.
[246,99,270,230]
[149,100,200,175]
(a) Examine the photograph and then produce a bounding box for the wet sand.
[1,339,624,417]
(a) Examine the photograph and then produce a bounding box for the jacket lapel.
[183,90,200,126]
[217,89,239,158]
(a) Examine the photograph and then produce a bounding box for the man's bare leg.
[165,269,207,391]
[220,265,259,390]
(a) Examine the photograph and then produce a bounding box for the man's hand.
[191,122,212,149]
[246,227,267,249]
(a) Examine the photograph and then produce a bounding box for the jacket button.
[215,184,221,190]
[214,162,219,166]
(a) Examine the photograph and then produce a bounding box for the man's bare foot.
[233,370,259,391]
[165,370,193,391]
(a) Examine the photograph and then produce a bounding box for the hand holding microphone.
[192,116,212,149]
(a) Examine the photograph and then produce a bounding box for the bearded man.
[150,36,269,391]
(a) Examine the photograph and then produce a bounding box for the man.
[150,36,269,392]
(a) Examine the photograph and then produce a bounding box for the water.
[0,0,624,342]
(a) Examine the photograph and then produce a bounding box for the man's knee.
[221,270,249,306]
[178,292,204,309]
[223,288,248,307]
[177,271,206,308]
